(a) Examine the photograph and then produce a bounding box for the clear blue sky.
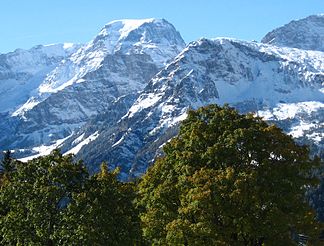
[1,0,323,53]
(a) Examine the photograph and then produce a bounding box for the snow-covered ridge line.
[261,14,324,52]
[99,18,157,40]
[198,38,324,71]
[2,42,79,57]
[0,43,81,114]
[13,18,185,115]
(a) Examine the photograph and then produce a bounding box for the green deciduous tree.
[1,150,142,245]
[57,164,141,245]
[0,150,88,245]
[137,105,322,245]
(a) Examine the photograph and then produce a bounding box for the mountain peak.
[93,18,185,60]
[100,18,158,38]
[7,18,186,143]
[25,18,185,98]
[261,14,324,52]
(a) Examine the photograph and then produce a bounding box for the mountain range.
[0,15,323,179]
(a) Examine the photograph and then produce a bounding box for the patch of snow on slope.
[149,110,188,136]
[127,93,163,118]
[308,132,324,143]
[112,135,126,148]
[289,121,319,138]
[72,133,85,145]
[258,101,324,120]
[107,18,155,40]
[64,131,99,155]
[12,98,39,117]
[18,135,72,162]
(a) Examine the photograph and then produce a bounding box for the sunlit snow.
[64,131,99,155]
[18,135,72,162]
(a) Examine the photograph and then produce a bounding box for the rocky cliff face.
[262,14,324,52]
[0,43,79,114]
[71,38,324,178]
[0,19,185,151]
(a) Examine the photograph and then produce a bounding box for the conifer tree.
[0,150,16,186]
[0,150,14,173]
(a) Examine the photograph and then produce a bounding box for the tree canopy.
[57,164,141,245]
[0,150,16,186]
[0,150,88,245]
[0,150,140,245]
[137,104,322,245]
[1,105,322,245]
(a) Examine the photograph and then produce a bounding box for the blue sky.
[1,0,323,53]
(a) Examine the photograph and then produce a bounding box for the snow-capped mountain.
[15,18,185,115]
[71,38,324,178]
[262,14,324,52]
[0,18,185,152]
[0,43,79,114]
[1,16,323,180]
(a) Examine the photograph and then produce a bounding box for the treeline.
[0,105,323,245]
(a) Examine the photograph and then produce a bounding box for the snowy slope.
[0,18,185,152]
[73,38,324,178]
[14,18,185,115]
[262,14,324,52]
[0,43,79,114]
[2,15,323,178]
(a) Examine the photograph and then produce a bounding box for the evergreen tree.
[137,105,323,245]
[0,150,14,173]
[0,150,16,186]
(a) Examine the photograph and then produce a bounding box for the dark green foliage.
[310,171,324,222]
[0,150,16,186]
[137,104,323,245]
[0,150,88,245]
[0,150,14,174]
[57,164,141,245]
[0,150,141,245]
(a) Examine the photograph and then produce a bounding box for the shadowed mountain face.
[0,16,323,180]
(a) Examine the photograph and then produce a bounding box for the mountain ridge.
[0,43,80,114]
[0,18,185,153]
[70,37,324,178]
[0,16,323,179]
[262,14,324,52]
